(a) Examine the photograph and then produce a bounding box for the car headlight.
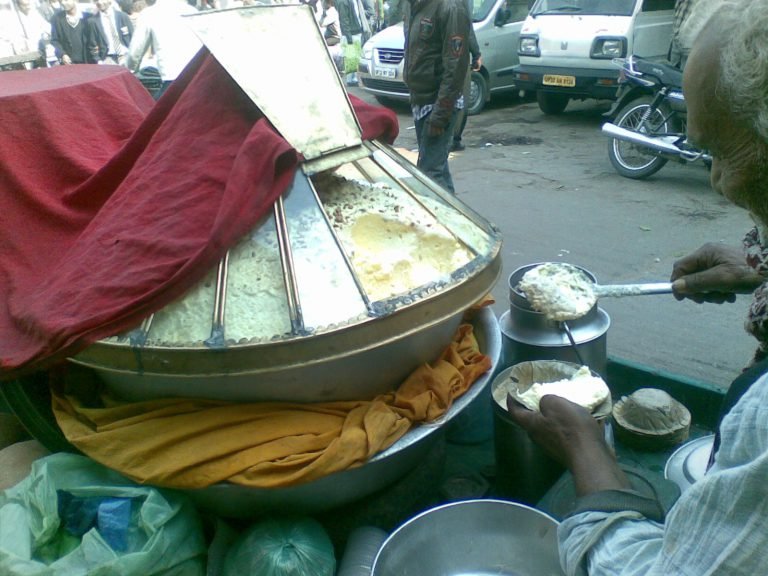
[362,42,374,60]
[518,35,540,57]
[591,37,626,59]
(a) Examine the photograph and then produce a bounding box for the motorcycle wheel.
[608,96,673,179]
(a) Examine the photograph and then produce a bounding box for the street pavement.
[350,86,756,389]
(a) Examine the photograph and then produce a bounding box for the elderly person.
[507,1,768,574]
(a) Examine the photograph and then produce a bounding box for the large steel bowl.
[2,308,501,517]
[69,142,503,404]
[181,306,501,516]
[372,498,563,576]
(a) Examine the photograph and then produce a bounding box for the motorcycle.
[602,55,711,180]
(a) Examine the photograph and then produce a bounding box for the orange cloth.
[51,324,491,489]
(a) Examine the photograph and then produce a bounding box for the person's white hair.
[675,0,721,52]
[715,0,768,145]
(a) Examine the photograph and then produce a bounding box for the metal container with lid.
[501,262,610,376]
[68,5,503,403]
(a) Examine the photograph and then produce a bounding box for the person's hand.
[506,394,629,495]
[671,243,763,303]
[472,55,482,71]
[62,54,72,65]
[506,394,602,467]
[426,117,445,137]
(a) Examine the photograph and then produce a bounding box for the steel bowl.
[371,498,563,576]
[184,306,502,516]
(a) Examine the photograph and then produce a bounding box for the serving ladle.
[593,282,674,298]
[559,282,674,366]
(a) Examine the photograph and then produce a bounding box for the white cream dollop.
[513,365,609,412]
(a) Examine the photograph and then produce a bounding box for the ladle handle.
[561,321,586,366]
[595,282,673,298]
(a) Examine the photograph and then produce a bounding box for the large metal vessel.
[68,5,503,404]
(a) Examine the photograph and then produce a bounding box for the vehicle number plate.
[543,74,576,87]
[374,67,396,79]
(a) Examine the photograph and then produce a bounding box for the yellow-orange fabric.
[51,323,490,489]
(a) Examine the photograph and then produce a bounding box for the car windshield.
[530,0,636,16]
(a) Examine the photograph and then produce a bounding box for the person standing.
[50,0,92,64]
[402,0,470,194]
[37,0,62,23]
[125,0,202,99]
[319,0,343,72]
[337,0,362,43]
[13,0,49,52]
[86,0,133,65]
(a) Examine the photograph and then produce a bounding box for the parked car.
[512,0,675,114]
[357,0,532,115]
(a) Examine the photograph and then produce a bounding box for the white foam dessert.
[517,262,597,321]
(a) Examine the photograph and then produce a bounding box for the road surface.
[351,87,756,389]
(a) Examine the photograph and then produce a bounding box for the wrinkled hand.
[506,395,629,495]
[671,243,763,303]
[506,394,602,467]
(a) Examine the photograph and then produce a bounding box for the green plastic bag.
[343,40,362,75]
[0,453,206,575]
[223,517,335,576]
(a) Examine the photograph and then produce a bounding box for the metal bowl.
[371,499,563,576]
[184,306,501,516]
[2,308,500,517]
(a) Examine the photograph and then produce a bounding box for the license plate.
[543,74,576,87]
[374,67,396,79]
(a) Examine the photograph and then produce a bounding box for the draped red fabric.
[0,49,399,380]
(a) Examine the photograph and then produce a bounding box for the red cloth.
[0,50,399,379]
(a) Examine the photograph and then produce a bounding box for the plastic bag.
[343,41,362,74]
[223,516,335,576]
[0,453,206,576]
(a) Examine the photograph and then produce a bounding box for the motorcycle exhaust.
[601,122,684,155]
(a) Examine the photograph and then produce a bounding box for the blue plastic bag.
[0,453,206,575]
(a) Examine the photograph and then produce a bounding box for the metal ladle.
[593,282,673,298]
[558,282,673,368]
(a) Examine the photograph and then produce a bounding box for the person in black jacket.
[85,0,133,65]
[50,0,91,64]
[403,0,471,194]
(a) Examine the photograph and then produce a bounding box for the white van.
[512,0,675,114]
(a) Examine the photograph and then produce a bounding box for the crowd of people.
[0,0,203,92]
[0,0,382,95]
